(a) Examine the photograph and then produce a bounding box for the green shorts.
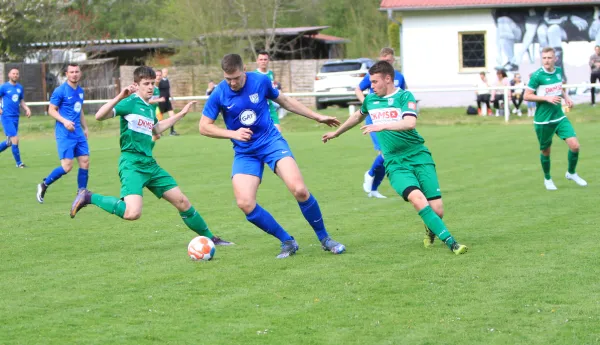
[118,153,178,199]
[385,150,441,202]
[534,117,576,151]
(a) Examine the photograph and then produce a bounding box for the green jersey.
[113,93,157,158]
[256,69,274,81]
[527,67,565,124]
[360,88,425,157]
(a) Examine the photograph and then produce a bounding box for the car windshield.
[320,63,362,73]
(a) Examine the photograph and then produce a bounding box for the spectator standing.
[158,68,178,136]
[491,69,511,117]
[590,45,600,106]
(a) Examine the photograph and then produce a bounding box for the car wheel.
[316,101,327,110]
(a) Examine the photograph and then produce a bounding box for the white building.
[381,0,600,106]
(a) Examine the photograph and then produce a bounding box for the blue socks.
[298,194,328,241]
[11,145,21,165]
[246,204,293,242]
[0,140,9,153]
[368,154,385,191]
[44,166,67,186]
[78,168,89,189]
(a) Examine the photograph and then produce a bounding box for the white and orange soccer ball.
[187,236,216,261]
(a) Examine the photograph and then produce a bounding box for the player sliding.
[199,53,345,259]
[70,66,232,246]
[523,47,587,190]
[322,61,468,255]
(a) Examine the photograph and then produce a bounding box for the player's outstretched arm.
[199,116,252,141]
[274,93,340,127]
[354,87,366,103]
[153,101,197,134]
[322,110,367,143]
[95,84,137,121]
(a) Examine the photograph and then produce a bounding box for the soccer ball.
[188,236,216,261]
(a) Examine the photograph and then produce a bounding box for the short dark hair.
[479,71,486,76]
[496,69,507,78]
[257,50,269,57]
[133,66,156,83]
[8,67,19,73]
[368,61,395,80]
[221,54,244,74]
[68,62,79,68]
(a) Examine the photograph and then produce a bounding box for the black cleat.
[37,180,48,204]
[211,235,234,246]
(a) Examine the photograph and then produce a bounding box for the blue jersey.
[358,71,407,125]
[50,83,85,139]
[203,73,281,153]
[0,82,24,117]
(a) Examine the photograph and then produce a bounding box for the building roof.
[308,33,350,44]
[380,0,600,11]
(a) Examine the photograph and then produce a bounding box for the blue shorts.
[232,138,294,179]
[1,116,19,137]
[57,136,90,160]
[364,116,380,151]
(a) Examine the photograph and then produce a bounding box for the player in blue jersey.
[37,63,90,203]
[354,48,407,199]
[199,54,346,259]
[0,68,32,168]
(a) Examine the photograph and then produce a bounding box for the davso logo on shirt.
[11,94,18,102]
[240,109,257,126]
[74,102,82,113]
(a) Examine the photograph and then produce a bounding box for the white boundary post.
[503,86,510,123]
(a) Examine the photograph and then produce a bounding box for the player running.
[255,51,281,132]
[37,63,90,203]
[524,47,587,190]
[199,53,345,258]
[69,66,232,246]
[324,61,468,255]
[0,68,32,168]
[354,48,407,199]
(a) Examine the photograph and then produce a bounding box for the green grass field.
[1,106,599,344]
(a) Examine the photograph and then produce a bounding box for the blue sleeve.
[19,87,24,101]
[0,85,4,97]
[397,72,407,90]
[264,76,279,100]
[358,74,371,90]
[202,87,222,120]
[49,87,62,107]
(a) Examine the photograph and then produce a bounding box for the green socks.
[568,150,578,174]
[180,206,214,238]
[418,205,455,248]
[91,194,126,218]
[540,154,551,180]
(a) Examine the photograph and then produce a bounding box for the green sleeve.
[113,96,134,117]
[527,72,539,91]
[360,95,369,115]
[400,92,418,117]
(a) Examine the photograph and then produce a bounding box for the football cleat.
[276,238,299,259]
[37,180,48,204]
[321,237,346,254]
[424,225,436,248]
[451,242,468,255]
[70,188,92,218]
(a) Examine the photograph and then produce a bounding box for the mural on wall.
[493,6,600,81]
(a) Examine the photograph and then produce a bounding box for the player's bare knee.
[541,148,551,156]
[404,187,428,210]
[236,197,256,214]
[11,136,18,145]
[291,185,309,201]
[61,162,73,173]
[176,195,191,212]
[124,208,141,220]
[567,139,580,152]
